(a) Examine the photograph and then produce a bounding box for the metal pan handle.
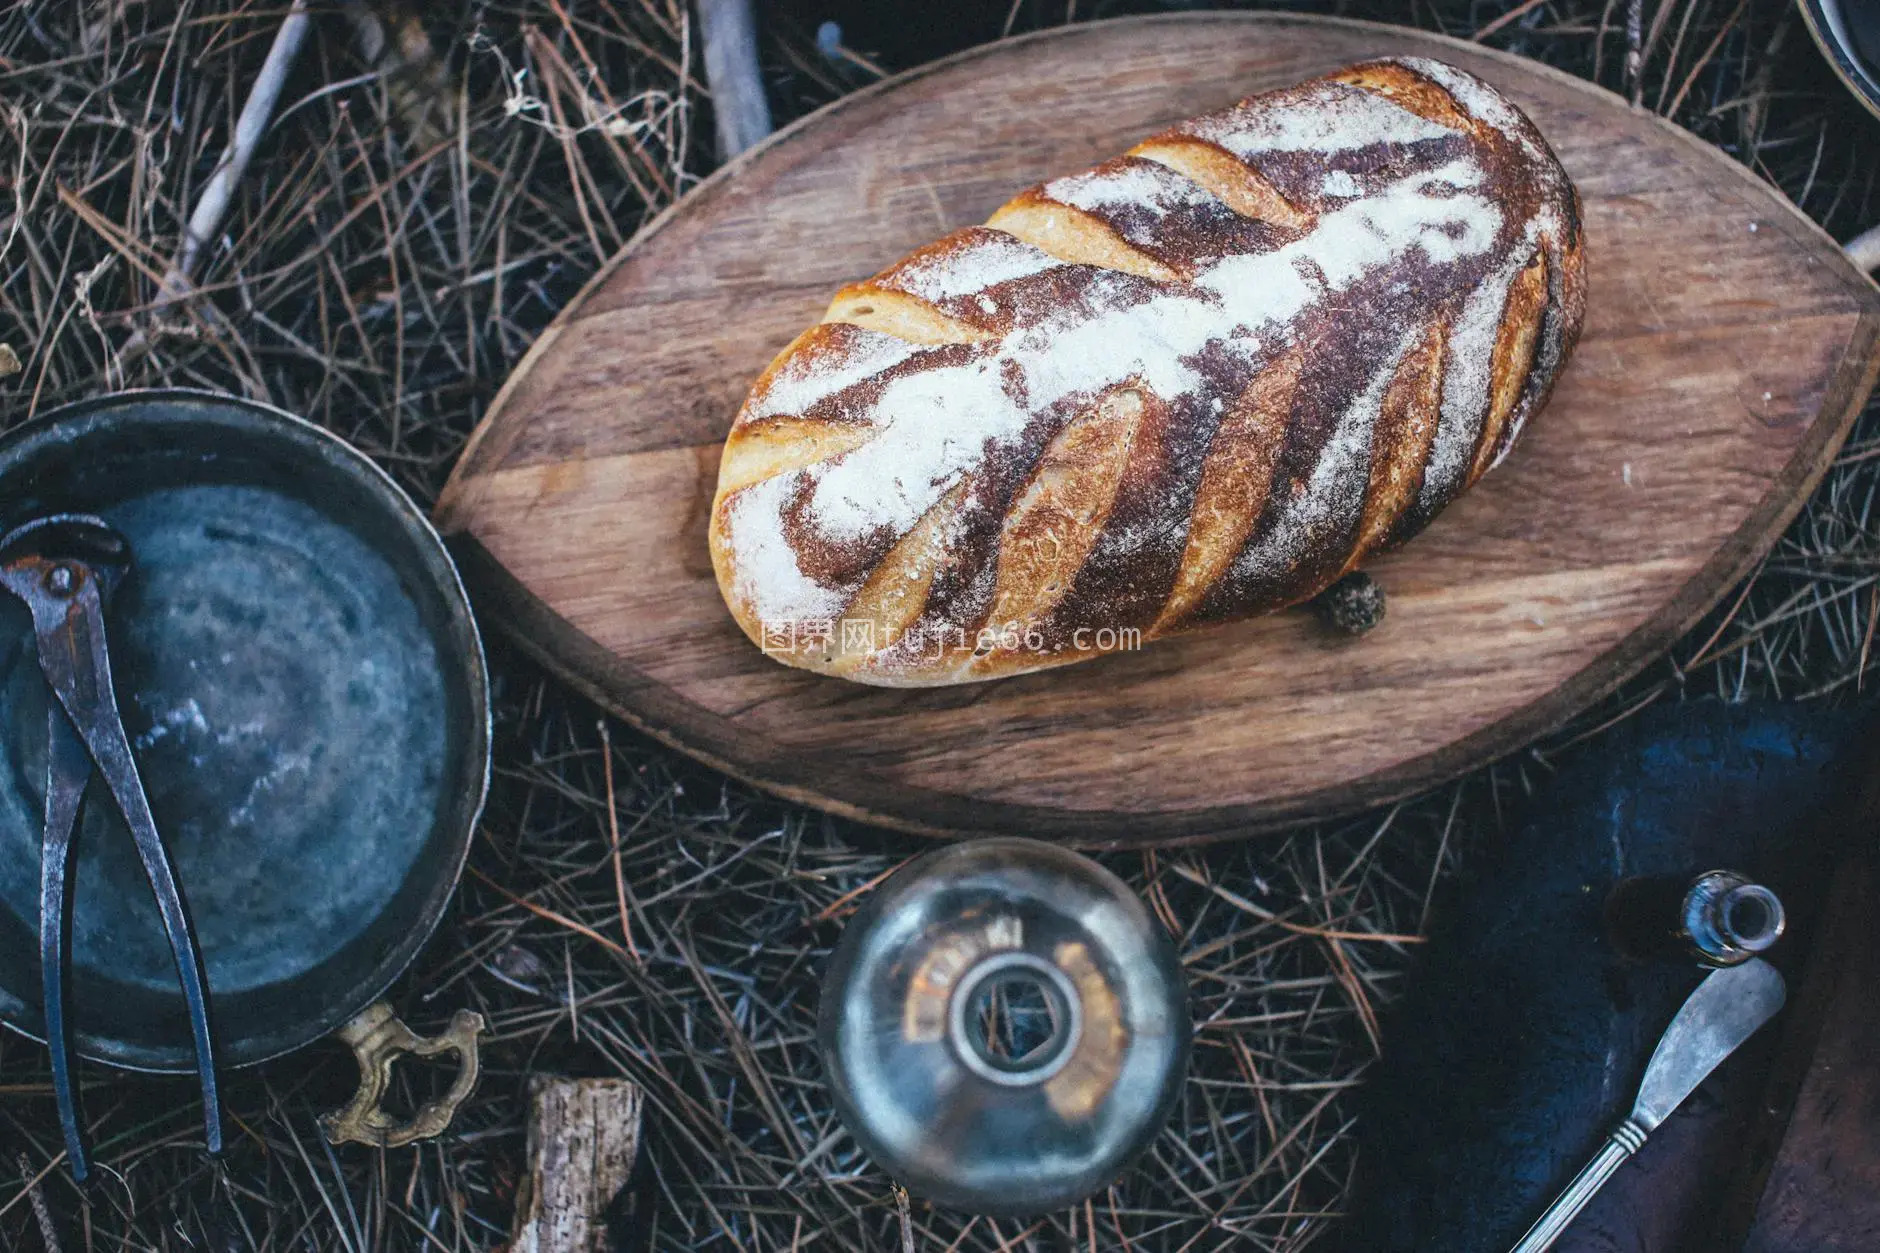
[319,1001,484,1149]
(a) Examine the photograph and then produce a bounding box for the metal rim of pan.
[1801,0,1880,121]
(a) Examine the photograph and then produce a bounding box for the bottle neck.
[1605,870,1785,967]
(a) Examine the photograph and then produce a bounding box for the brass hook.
[320,1001,484,1149]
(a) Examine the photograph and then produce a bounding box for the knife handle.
[1508,1119,1649,1253]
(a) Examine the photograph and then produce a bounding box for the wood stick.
[118,0,312,369]
[170,0,312,290]
[1847,223,1880,274]
[14,1154,58,1253]
[1473,0,1551,43]
[696,0,772,161]
[1625,0,1646,101]
[510,1078,646,1253]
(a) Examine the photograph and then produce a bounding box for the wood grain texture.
[1739,844,1880,1253]
[510,1077,644,1253]
[1728,724,1880,1253]
[436,14,1880,847]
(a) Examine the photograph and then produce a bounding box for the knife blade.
[1508,957,1787,1253]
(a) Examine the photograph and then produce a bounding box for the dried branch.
[1848,222,1880,273]
[170,0,313,291]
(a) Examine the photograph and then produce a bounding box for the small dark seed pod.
[1314,572,1387,635]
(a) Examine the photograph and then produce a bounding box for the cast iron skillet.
[1803,0,1880,119]
[0,391,489,1075]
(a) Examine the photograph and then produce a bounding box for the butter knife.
[1508,957,1786,1253]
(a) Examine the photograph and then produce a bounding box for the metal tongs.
[0,515,220,1181]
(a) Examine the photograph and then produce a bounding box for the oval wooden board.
[437,14,1880,847]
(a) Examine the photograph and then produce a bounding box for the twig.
[1661,0,1748,119]
[1861,584,1878,691]
[469,867,640,966]
[14,1155,59,1253]
[1168,862,1426,945]
[696,0,771,159]
[1847,223,1880,273]
[115,0,312,369]
[1475,0,1553,42]
[598,720,643,963]
[1625,0,1645,101]
[895,1185,916,1253]
[169,0,313,294]
[0,1153,64,1228]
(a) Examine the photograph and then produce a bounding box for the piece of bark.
[510,1078,645,1253]
[1739,845,1880,1252]
[1717,715,1880,1252]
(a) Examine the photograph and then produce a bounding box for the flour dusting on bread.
[744,326,927,423]
[1178,80,1454,158]
[788,164,1503,547]
[1423,243,1533,506]
[885,228,1067,304]
[1044,160,1216,216]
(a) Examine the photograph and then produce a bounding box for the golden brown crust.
[1124,137,1313,232]
[975,386,1148,673]
[1327,63,1474,131]
[710,57,1586,686]
[1469,251,1549,487]
[987,187,1185,282]
[1353,322,1447,566]
[1155,347,1302,634]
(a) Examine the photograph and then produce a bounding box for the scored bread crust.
[710,57,1586,686]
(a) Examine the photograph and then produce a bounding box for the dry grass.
[0,0,1875,1249]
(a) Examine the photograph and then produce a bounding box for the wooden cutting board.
[436,14,1880,847]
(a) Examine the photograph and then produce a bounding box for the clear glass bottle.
[818,838,1189,1216]
[1605,869,1785,967]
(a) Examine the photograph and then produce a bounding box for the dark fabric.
[1343,700,1867,1253]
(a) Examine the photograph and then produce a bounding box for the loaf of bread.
[710,57,1585,686]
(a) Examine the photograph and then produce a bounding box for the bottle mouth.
[1684,872,1787,964]
[947,951,1084,1086]
[1715,883,1784,953]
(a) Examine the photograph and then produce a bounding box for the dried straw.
[0,1,1875,1249]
